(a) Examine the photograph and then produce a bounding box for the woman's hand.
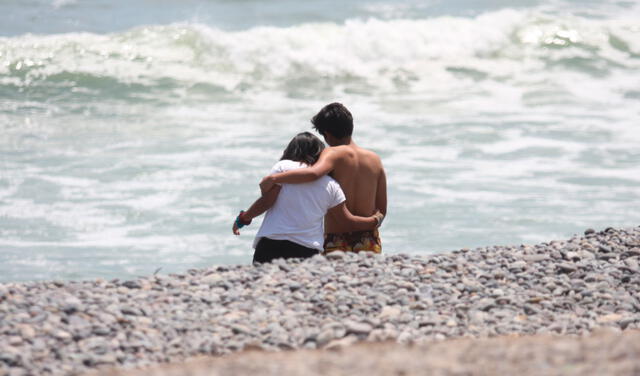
[233,211,252,235]
[373,210,385,228]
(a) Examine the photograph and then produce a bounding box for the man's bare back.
[321,143,386,233]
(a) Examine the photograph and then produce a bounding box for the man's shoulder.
[354,146,382,166]
[326,145,352,155]
[328,145,379,159]
[359,146,381,159]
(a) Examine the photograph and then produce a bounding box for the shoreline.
[2,226,640,375]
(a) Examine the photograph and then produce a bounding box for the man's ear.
[324,132,338,145]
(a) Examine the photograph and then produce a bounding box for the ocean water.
[1,0,639,282]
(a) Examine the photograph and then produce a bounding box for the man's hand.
[260,175,276,195]
[232,221,240,235]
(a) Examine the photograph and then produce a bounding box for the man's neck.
[333,137,354,147]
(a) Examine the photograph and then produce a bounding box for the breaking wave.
[1,8,639,99]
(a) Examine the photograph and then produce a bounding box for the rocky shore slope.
[1,226,640,375]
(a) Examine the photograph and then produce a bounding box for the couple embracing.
[233,103,387,264]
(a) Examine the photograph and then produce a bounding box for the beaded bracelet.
[235,210,251,229]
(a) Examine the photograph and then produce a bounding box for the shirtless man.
[260,103,387,253]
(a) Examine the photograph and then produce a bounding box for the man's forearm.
[271,168,321,184]
[260,169,321,194]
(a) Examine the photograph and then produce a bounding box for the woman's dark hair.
[280,132,325,165]
[311,102,353,139]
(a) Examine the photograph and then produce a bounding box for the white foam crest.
[1,8,638,96]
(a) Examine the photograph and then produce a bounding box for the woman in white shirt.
[233,132,382,263]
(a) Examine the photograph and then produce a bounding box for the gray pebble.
[344,320,373,336]
[122,280,142,289]
[557,263,578,273]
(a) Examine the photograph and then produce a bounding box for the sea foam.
[1,9,638,99]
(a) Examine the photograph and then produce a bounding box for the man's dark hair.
[311,102,353,139]
[280,132,325,165]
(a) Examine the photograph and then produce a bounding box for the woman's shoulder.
[272,159,306,173]
[319,175,342,191]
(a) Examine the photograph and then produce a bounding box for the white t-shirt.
[253,160,346,251]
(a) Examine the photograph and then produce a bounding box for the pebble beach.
[2,226,640,375]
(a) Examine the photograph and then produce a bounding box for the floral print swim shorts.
[323,229,382,254]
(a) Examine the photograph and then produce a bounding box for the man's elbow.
[309,169,324,179]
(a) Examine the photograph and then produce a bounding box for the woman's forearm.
[244,185,282,220]
[243,197,270,220]
[234,186,281,235]
[347,215,377,231]
[328,203,380,232]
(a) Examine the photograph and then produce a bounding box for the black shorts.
[253,237,320,264]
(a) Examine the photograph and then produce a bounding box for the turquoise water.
[1,0,639,282]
